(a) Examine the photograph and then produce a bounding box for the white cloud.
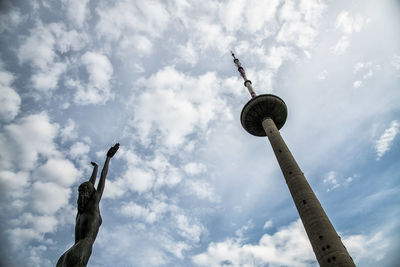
[131,63,145,73]
[1,112,60,170]
[335,11,365,34]
[0,67,21,121]
[177,41,199,66]
[97,223,183,266]
[62,0,90,27]
[323,171,340,192]
[158,166,183,188]
[159,237,190,260]
[332,11,367,56]
[345,231,389,262]
[375,120,399,160]
[103,149,184,198]
[18,22,56,69]
[31,182,71,215]
[170,1,236,54]
[126,168,155,194]
[193,219,315,267]
[131,67,231,150]
[332,36,349,55]
[362,69,373,79]
[31,62,67,91]
[353,62,368,73]
[69,142,90,159]
[353,80,362,88]
[60,119,78,142]
[185,179,219,202]
[26,245,52,267]
[317,70,328,80]
[119,34,153,55]
[0,111,81,254]
[263,220,273,230]
[392,54,400,71]
[96,200,203,265]
[192,18,235,52]
[193,219,389,267]
[95,0,170,41]
[218,0,279,34]
[266,46,294,71]
[133,86,196,148]
[18,22,87,91]
[184,162,207,176]
[17,213,59,234]
[149,153,184,188]
[36,158,81,187]
[0,8,25,33]
[176,214,203,242]
[352,61,379,87]
[73,51,114,105]
[120,202,159,224]
[8,228,44,248]
[355,62,379,76]
[104,178,126,199]
[218,0,246,32]
[81,51,113,88]
[0,171,29,199]
[51,23,88,53]
[244,0,280,34]
[235,220,254,238]
[277,0,325,49]
[0,112,81,253]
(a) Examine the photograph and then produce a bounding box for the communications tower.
[232,52,355,267]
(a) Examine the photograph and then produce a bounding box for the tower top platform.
[241,94,287,136]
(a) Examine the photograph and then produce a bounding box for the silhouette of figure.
[57,143,119,267]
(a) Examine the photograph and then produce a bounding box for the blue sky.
[0,0,399,266]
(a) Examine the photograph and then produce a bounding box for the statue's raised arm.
[107,143,119,158]
[95,143,119,203]
[89,161,98,184]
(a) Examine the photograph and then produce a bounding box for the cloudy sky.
[0,0,399,266]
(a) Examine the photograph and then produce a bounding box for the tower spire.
[231,51,256,98]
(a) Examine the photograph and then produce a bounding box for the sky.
[0,0,399,266]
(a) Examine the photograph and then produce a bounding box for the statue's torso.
[75,198,102,244]
[57,196,103,267]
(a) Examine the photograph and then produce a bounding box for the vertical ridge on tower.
[233,52,355,267]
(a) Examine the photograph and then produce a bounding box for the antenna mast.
[231,51,256,98]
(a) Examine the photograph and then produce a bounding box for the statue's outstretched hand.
[107,143,120,158]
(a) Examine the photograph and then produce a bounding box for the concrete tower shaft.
[261,116,355,267]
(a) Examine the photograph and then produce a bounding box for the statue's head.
[77,181,95,213]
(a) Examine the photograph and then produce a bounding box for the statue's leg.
[56,253,66,267]
[56,246,79,267]
[56,239,92,267]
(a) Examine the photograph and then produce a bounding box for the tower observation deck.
[232,52,355,267]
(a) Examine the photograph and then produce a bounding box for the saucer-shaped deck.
[240,94,287,136]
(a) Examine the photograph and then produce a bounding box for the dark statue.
[57,143,119,267]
